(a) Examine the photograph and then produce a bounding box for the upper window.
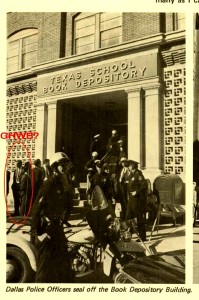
[74,13,122,55]
[174,13,185,31]
[7,29,38,74]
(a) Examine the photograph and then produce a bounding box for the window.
[7,29,38,74]
[74,13,122,54]
[174,13,185,31]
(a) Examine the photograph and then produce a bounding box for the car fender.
[7,235,38,272]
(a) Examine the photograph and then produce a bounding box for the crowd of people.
[7,152,76,282]
[5,129,159,283]
[7,156,76,220]
[85,129,154,242]
[6,129,158,242]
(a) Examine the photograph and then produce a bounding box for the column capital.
[36,97,58,107]
[35,102,46,110]
[144,83,163,96]
[125,87,141,94]
[125,88,142,100]
[47,101,57,110]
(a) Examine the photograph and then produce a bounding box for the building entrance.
[56,90,128,182]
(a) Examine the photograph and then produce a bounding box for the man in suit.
[20,162,31,216]
[33,159,43,204]
[11,160,22,216]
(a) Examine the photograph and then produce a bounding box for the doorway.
[56,90,128,182]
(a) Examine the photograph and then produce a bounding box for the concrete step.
[72,199,89,207]
[69,206,91,220]
[79,182,87,189]
[69,212,85,221]
[72,206,91,215]
[74,184,87,200]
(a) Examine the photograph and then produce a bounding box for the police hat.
[118,140,123,144]
[120,157,128,164]
[94,134,100,139]
[92,151,98,157]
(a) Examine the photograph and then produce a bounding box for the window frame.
[173,13,185,31]
[7,28,38,74]
[73,12,122,55]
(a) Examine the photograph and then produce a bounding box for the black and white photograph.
[5,11,186,285]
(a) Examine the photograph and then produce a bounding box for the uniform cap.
[118,140,123,144]
[92,151,98,157]
[94,134,100,139]
[50,152,70,168]
[112,130,117,135]
[120,157,128,163]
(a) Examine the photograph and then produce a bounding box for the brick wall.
[123,13,161,42]
[65,13,74,57]
[7,12,178,61]
[166,13,174,32]
[7,12,62,63]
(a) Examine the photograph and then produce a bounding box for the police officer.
[117,157,129,219]
[126,160,147,241]
[108,129,120,156]
[84,151,98,195]
[90,134,104,159]
[31,152,74,283]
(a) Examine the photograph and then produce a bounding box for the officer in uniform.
[31,152,74,283]
[126,160,147,241]
[117,157,129,219]
[90,134,104,159]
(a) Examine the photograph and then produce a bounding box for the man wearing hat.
[126,160,147,241]
[108,129,120,156]
[90,134,104,159]
[84,151,99,193]
[117,157,129,218]
[31,152,74,283]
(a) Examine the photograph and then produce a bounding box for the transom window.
[74,13,122,55]
[7,29,38,74]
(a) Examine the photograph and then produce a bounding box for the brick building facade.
[7,12,186,184]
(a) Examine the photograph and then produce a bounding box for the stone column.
[143,84,163,183]
[46,101,57,159]
[126,88,142,164]
[35,103,46,161]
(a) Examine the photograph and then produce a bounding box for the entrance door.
[56,91,127,182]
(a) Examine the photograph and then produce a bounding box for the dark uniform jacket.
[84,158,97,175]
[127,169,147,212]
[90,140,104,159]
[31,174,74,283]
[32,174,73,229]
